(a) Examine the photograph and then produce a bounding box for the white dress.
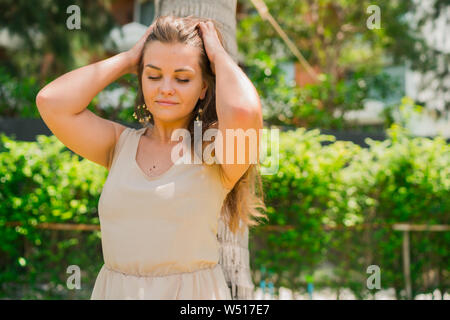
[90,126,233,299]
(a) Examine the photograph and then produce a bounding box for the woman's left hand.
[197,21,228,75]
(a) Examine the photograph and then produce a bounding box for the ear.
[200,80,208,100]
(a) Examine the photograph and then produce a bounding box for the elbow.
[35,93,44,109]
[238,101,263,123]
[232,98,261,116]
[234,104,263,130]
[35,90,50,109]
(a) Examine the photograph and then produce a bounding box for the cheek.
[172,83,202,105]
[142,80,158,93]
[182,85,201,101]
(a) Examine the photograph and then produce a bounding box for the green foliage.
[0,125,448,299]
[252,124,449,298]
[239,43,398,129]
[238,0,439,77]
[0,0,116,78]
[0,67,42,118]
[382,96,425,129]
[237,0,449,126]
[235,32,402,129]
[0,132,107,299]
[253,127,361,290]
[0,66,139,121]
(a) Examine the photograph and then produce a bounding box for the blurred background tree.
[236,0,449,129]
[0,0,116,83]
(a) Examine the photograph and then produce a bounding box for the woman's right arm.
[35,24,153,170]
[35,52,132,170]
[36,52,133,115]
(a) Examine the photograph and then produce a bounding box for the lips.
[156,100,178,105]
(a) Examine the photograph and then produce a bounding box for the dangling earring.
[143,104,152,123]
[196,108,203,121]
[133,104,152,124]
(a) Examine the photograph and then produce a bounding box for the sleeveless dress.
[90,125,233,299]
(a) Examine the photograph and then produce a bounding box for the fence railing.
[392,223,450,299]
[5,220,449,299]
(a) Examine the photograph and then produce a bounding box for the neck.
[148,116,192,145]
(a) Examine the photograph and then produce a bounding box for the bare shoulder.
[36,103,132,171]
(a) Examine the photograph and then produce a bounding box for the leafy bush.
[240,51,396,129]
[0,125,448,299]
[0,66,139,124]
[0,67,42,118]
[253,124,449,299]
[0,133,106,299]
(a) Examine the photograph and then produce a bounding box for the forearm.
[214,52,261,123]
[36,52,132,115]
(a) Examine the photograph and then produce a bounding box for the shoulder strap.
[109,127,135,171]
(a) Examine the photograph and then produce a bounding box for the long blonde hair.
[135,15,268,235]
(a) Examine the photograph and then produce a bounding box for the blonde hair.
[135,15,268,235]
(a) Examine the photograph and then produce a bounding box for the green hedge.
[0,125,449,299]
[254,124,449,299]
[0,133,106,299]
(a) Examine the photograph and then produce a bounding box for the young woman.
[36,15,267,300]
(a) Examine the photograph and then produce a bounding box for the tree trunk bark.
[155,0,239,63]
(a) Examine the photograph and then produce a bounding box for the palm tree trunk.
[154,0,239,63]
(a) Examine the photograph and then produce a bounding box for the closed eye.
[147,76,190,83]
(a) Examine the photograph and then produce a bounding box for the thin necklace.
[143,127,185,173]
[142,127,157,172]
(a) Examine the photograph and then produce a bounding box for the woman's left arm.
[198,21,263,189]
[214,51,262,129]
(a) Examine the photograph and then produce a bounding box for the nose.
[159,78,175,96]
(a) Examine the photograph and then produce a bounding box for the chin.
[154,112,185,122]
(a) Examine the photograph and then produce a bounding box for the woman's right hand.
[124,23,155,75]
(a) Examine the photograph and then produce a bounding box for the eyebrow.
[145,64,195,73]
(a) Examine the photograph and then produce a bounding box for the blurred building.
[280,1,450,137]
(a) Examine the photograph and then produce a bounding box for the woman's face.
[141,41,208,123]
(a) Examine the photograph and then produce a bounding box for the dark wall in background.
[1,118,448,150]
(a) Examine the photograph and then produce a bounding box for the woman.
[36,15,267,300]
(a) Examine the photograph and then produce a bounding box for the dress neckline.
[133,126,188,182]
